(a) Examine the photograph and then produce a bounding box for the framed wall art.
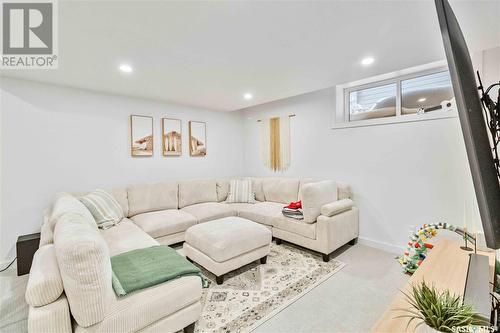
[130,115,153,157]
[189,121,206,156]
[162,118,182,156]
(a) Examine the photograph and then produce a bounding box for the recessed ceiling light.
[361,57,375,66]
[244,93,253,100]
[418,98,427,102]
[119,64,133,73]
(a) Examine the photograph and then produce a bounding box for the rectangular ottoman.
[183,216,272,284]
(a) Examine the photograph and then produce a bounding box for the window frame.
[333,61,458,129]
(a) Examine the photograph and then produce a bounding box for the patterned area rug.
[192,242,345,333]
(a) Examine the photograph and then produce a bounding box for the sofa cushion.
[106,188,129,217]
[321,199,354,217]
[251,178,265,202]
[298,178,315,200]
[274,217,317,239]
[226,178,256,203]
[181,202,237,223]
[40,217,53,246]
[238,201,284,226]
[178,179,217,208]
[131,209,197,239]
[28,294,72,333]
[75,276,202,333]
[185,217,272,262]
[337,182,352,200]
[262,178,300,204]
[79,190,124,229]
[299,180,338,223]
[100,219,158,257]
[216,179,230,202]
[25,244,63,307]
[225,202,255,212]
[50,193,97,230]
[54,212,113,328]
[127,182,178,217]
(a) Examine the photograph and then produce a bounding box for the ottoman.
[184,216,272,284]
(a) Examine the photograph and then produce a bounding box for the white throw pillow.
[79,190,124,229]
[226,179,256,203]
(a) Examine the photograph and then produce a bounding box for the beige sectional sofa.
[27,177,358,333]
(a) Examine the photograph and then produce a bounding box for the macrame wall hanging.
[258,115,294,172]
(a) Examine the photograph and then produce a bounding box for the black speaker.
[16,233,40,276]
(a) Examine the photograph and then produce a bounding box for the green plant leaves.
[395,280,489,332]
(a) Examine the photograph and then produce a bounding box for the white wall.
[0,78,244,261]
[481,47,500,101]
[241,87,477,254]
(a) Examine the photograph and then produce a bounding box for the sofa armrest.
[320,199,354,217]
[26,245,63,307]
[316,207,359,255]
[28,294,72,333]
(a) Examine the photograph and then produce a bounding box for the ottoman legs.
[260,256,267,264]
[216,275,224,285]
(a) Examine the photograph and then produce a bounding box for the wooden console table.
[371,239,495,333]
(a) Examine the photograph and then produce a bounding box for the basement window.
[334,63,458,128]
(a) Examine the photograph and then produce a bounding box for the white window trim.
[333,60,458,129]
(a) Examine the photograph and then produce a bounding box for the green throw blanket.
[111,245,202,297]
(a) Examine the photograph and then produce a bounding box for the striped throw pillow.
[226,179,256,203]
[79,190,124,229]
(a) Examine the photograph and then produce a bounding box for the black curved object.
[435,0,500,249]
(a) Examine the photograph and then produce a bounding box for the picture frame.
[188,121,207,156]
[130,115,153,157]
[162,118,182,156]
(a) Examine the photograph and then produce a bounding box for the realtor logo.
[1,0,58,69]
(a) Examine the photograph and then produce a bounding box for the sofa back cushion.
[54,212,113,327]
[127,182,178,217]
[216,179,230,202]
[106,188,129,217]
[262,178,300,204]
[336,181,352,200]
[50,193,95,224]
[298,178,315,200]
[178,179,217,208]
[299,180,338,223]
[251,178,266,202]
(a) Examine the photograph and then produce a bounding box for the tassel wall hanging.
[258,115,293,172]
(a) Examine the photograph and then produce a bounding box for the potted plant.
[396,280,489,332]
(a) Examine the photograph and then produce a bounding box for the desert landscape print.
[162,118,182,156]
[131,115,154,157]
[189,121,206,156]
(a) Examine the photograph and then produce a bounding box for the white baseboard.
[358,236,405,255]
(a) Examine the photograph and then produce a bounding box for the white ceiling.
[2,0,499,111]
